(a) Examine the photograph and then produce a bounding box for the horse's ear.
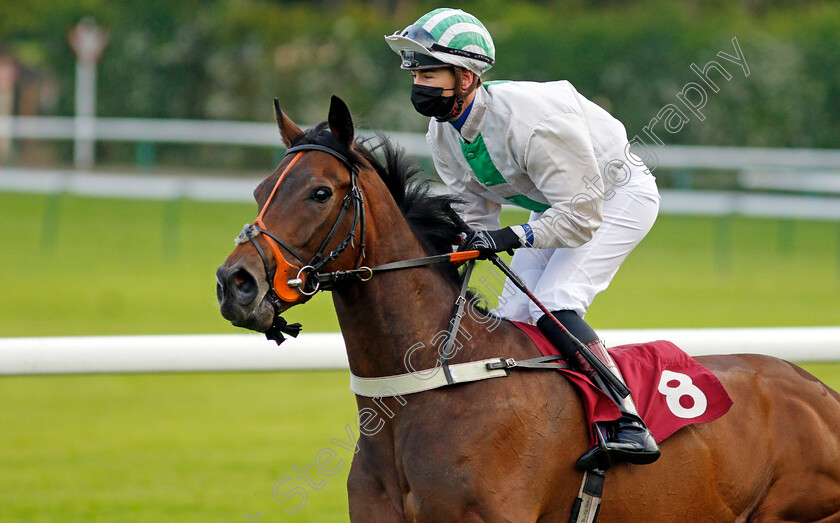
[328,95,354,148]
[274,98,303,148]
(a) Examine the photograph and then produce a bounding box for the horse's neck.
[332,235,462,378]
[333,257,536,382]
[331,177,532,379]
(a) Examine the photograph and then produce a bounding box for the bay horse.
[217,96,840,521]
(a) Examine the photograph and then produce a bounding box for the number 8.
[658,370,708,419]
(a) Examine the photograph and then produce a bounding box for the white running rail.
[1,327,838,375]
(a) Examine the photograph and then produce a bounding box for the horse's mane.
[292,123,470,289]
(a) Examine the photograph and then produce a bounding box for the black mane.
[291,123,470,288]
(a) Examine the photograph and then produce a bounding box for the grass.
[1,191,838,520]
[0,192,337,337]
[1,364,838,522]
[585,214,840,328]
[0,192,838,337]
[0,371,357,522]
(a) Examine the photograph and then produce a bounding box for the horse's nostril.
[231,268,258,304]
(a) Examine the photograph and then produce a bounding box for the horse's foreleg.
[347,452,405,522]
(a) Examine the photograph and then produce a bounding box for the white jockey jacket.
[426,80,648,250]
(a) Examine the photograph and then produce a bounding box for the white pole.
[0,327,838,375]
[67,18,108,170]
[73,60,96,169]
[0,56,18,164]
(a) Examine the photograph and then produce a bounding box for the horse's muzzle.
[216,264,268,328]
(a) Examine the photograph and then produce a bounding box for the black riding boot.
[537,311,660,470]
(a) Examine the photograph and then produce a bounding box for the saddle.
[511,321,734,446]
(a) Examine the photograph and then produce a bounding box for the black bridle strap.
[352,181,366,267]
[281,144,365,279]
[249,225,308,265]
[285,143,356,172]
[308,187,355,270]
[313,250,481,289]
[315,169,365,273]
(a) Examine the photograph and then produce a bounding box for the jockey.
[386,8,662,469]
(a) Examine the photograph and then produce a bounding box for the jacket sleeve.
[515,113,604,249]
[427,133,502,231]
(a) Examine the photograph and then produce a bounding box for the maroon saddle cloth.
[512,321,734,445]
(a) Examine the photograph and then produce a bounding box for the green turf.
[1,190,838,520]
[0,371,358,522]
[1,365,838,522]
[0,192,838,337]
[584,214,840,328]
[0,192,339,337]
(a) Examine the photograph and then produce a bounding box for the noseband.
[236,142,367,311]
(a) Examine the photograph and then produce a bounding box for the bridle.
[236,142,367,309]
[236,136,479,344]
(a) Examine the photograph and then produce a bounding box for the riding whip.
[487,253,631,398]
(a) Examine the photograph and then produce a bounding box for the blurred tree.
[0,0,838,168]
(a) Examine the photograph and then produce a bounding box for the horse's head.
[216,96,368,341]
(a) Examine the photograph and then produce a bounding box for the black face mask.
[410,84,457,119]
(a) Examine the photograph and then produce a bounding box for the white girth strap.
[350,358,510,397]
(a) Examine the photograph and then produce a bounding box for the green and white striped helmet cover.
[386,8,495,75]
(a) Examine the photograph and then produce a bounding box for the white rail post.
[0,55,18,165]
[67,17,109,170]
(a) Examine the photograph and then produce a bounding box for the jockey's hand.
[458,227,520,258]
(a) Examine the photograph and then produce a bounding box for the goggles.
[400,50,447,70]
[390,25,495,67]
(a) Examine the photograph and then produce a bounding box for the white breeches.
[494,175,660,323]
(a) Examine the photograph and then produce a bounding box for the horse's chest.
[350,378,587,520]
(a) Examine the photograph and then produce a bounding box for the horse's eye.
[311,187,332,203]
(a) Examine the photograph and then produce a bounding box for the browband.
[284,144,358,174]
